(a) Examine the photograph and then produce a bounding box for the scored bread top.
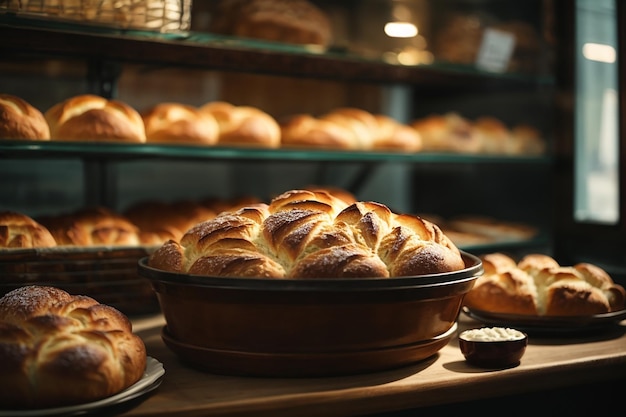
[148,189,465,279]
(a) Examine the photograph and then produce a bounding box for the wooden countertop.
[119,314,626,417]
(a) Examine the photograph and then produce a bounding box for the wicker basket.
[1,0,192,32]
[0,246,160,316]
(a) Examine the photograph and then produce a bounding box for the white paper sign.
[476,28,516,73]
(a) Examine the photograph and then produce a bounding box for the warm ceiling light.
[582,43,616,63]
[384,22,418,38]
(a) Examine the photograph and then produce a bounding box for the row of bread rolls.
[411,112,546,155]
[1,93,545,155]
[0,187,352,249]
[464,253,626,316]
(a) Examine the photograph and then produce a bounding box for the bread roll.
[0,94,50,140]
[209,0,332,47]
[148,189,465,279]
[0,286,146,408]
[320,108,379,150]
[464,253,626,316]
[371,114,423,152]
[124,199,217,244]
[142,102,219,145]
[40,207,141,246]
[45,95,146,143]
[280,114,358,150]
[412,113,482,153]
[200,101,280,148]
[0,211,57,248]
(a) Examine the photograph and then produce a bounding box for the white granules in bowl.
[459,327,526,342]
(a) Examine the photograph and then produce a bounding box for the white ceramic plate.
[0,356,165,416]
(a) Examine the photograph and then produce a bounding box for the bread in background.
[0,211,57,248]
[45,94,146,143]
[0,94,50,140]
[207,0,333,47]
[200,101,281,148]
[411,113,482,153]
[142,102,220,145]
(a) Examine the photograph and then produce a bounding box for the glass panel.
[574,0,619,224]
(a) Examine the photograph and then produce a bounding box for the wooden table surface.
[117,314,626,417]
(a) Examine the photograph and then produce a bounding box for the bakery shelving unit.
[0,11,554,255]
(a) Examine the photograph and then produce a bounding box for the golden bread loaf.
[464,253,626,316]
[40,207,141,246]
[280,113,358,150]
[411,113,482,153]
[0,94,50,140]
[148,189,465,279]
[45,94,146,143]
[200,101,281,148]
[0,211,57,248]
[0,286,146,409]
[142,102,220,145]
[371,114,423,152]
[209,0,332,47]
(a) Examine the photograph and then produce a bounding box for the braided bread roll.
[0,286,146,409]
[464,253,626,316]
[0,211,57,248]
[149,189,465,278]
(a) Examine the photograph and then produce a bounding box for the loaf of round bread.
[0,286,146,409]
[0,211,57,248]
[148,189,465,278]
[200,101,281,148]
[142,102,220,145]
[0,94,50,140]
[45,94,146,143]
[464,253,626,316]
[411,113,482,153]
[280,113,359,150]
[209,0,332,47]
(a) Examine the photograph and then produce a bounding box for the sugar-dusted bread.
[0,211,57,248]
[200,101,281,148]
[45,94,146,143]
[149,189,465,278]
[464,253,626,316]
[0,94,50,140]
[142,102,219,145]
[0,286,146,409]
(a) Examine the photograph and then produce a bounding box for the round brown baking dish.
[138,251,482,376]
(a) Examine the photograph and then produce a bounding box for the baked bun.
[0,211,57,248]
[371,114,423,152]
[40,207,141,246]
[0,286,146,409]
[142,102,219,145]
[0,94,50,140]
[148,189,465,278]
[319,108,380,150]
[412,113,482,153]
[200,101,280,148]
[124,200,217,244]
[209,0,332,47]
[464,253,626,316]
[280,114,358,150]
[45,95,146,143]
